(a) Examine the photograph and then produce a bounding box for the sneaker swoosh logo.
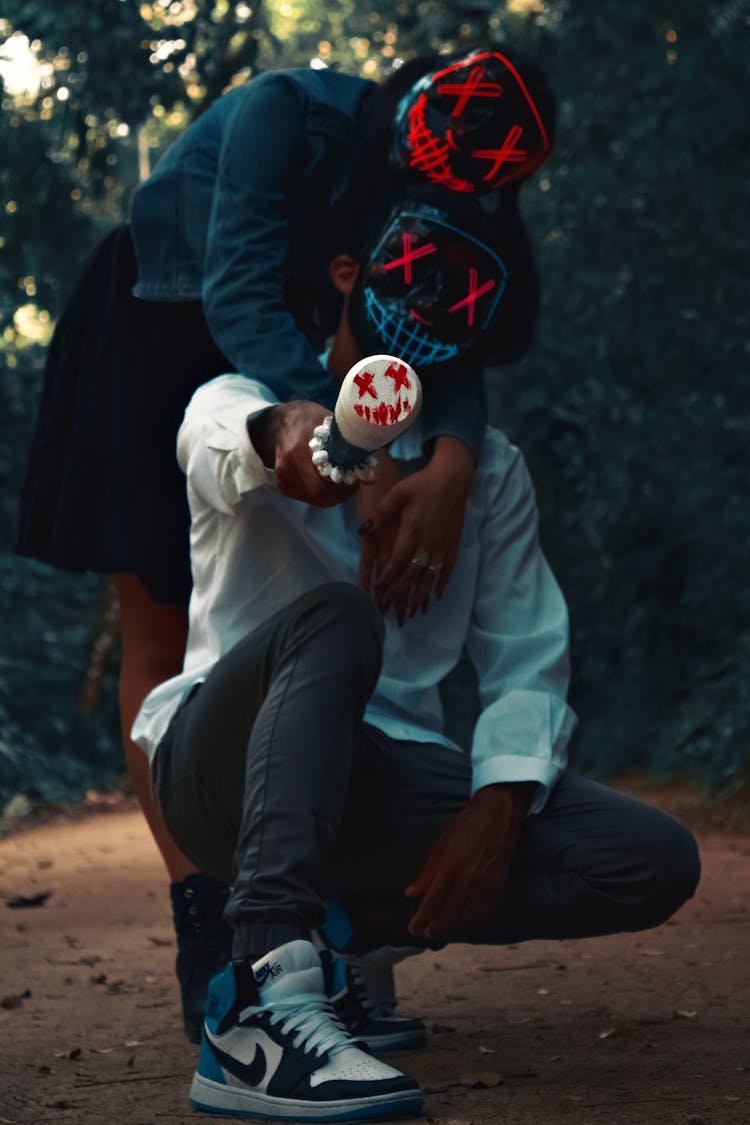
[206,1032,267,1087]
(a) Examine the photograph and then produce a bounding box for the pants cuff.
[232,923,310,962]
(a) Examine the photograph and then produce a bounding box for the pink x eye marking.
[383,232,437,284]
[354,369,377,399]
[436,64,504,118]
[473,125,529,180]
[448,268,496,328]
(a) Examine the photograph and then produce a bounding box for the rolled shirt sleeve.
[467,439,576,812]
[177,375,281,513]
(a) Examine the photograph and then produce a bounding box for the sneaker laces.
[239,994,354,1059]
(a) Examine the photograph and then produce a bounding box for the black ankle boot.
[170,873,234,1043]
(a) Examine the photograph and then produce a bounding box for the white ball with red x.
[335,354,422,451]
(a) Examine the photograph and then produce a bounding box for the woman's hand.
[359,437,476,624]
[356,448,404,594]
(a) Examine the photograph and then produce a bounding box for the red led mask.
[393,51,551,194]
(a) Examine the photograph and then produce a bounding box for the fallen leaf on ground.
[598,1025,634,1039]
[6,891,51,909]
[1,989,31,1010]
[424,1072,504,1094]
[52,1047,81,1060]
[459,1073,504,1089]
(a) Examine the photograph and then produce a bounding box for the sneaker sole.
[189,1073,424,1121]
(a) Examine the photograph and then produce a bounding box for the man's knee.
[569,797,701,934]
[638,812,701,926]
[302,582,384,651]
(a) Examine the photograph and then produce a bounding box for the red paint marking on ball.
[354,369,378,399]
[354,397,414,425]
[384,360,412,393]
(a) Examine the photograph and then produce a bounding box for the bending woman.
[16,44,555,1040]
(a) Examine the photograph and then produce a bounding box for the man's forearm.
[245,400,355,508]
[472,780,535,823]
[246,405,281,469]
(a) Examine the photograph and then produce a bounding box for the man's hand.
[249,401,356,508]
[405,782,534,940]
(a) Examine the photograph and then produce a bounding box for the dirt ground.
[0,789,748,1125]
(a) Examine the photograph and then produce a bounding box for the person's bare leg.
[114,573,233,1042]
[114,572,196,880]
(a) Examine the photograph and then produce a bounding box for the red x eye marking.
[384,360,411,393]
[383,232,437,284]
[354,369,377,399]
[473,125,530,180]
[436,65,504,119]
[448,268,496,328]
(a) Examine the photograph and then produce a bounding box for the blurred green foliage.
[1,0,748,814]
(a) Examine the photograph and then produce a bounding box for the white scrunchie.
[308,416,378,485]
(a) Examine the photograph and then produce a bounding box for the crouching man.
[132,195,700,1122]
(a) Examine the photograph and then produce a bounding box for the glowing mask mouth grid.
[363,288,460,368]
[395,51,550,193]
[357,205,507,369]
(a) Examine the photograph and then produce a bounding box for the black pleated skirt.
[15,226,230,604]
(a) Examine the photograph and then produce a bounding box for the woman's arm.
[201,74,335,408]
[358,361,486,619]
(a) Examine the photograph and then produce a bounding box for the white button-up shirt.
[132,374,576,813]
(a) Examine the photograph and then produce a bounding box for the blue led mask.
[348,203,508,370]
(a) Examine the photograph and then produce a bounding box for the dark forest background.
[1,0,748,824]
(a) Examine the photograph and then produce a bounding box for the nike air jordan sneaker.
[326,948,427,1056]
[190,939,423,1121]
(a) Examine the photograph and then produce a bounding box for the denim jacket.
[130,68,493,452]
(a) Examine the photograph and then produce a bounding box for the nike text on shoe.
[189,938,423,1121]
[325,948,427,1056]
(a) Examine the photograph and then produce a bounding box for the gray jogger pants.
[153,582,700,959]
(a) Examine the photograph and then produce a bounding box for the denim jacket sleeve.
[418,358,487,461]
[201,74,336,409]
[201,71,488,453]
